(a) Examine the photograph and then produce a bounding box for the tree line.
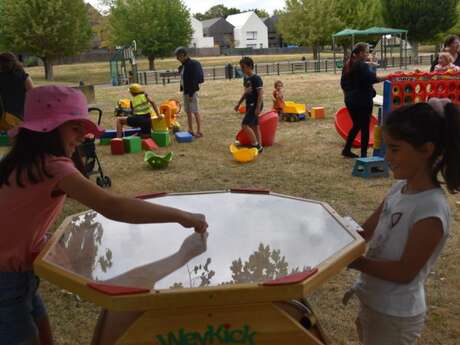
[0,0,458,80]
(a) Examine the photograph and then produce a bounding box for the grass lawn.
[1,70,458,344]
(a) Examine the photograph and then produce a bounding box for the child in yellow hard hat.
[116,83,160,138]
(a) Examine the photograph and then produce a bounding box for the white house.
[190,17,214,48]
[226,12,268,49]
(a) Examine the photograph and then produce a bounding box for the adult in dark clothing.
[0,52,34,130]
[430,35,460,72]
[340,43,387,158]
[175,47,204,137]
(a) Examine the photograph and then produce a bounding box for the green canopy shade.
[360,27,407,35]
[333,27,407,37]
[333,29,363,37]
[332,27,409,73]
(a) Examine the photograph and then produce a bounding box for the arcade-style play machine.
[35,190,365,345]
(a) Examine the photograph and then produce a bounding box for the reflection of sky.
[47,193,354,289]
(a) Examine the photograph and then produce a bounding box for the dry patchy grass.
[1,72,458,345]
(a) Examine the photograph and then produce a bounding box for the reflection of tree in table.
[189,257,215,287]
[59,212,113,279]
[170,257,215,289]
[168,243,305,289]
[230,243,296,284]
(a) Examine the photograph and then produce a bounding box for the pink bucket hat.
[9,85,104,137]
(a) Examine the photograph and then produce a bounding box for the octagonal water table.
[34,189,365,345]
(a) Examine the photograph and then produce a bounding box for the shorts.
[126,114,151,135]
[356,302,425,345]
[0,271,47,344]
[183,92,199,114]
[242,105,259,126]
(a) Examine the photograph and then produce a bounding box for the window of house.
[247,31,257,40]
[247,44,257,48]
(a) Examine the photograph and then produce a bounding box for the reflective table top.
[44,192,356,290]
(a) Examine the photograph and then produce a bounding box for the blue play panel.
[175,131,193,143]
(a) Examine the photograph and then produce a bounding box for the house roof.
[226,11,254,28]
[263,16,278,32]
[201,17,234,36]
[201,17,222,30]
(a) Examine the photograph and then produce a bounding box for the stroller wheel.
[96,176,103,187]
[96,176,112,188]
[103,176,112,188]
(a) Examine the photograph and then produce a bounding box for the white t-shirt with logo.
[355,180,450,317]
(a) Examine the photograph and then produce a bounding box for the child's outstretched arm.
[103,232,207,289]
[147,95,161,117]
[349,218,443,284]
[58,172,208,233]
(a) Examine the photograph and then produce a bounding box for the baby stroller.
[77,107,111,188]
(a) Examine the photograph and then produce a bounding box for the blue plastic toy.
[352,157,389,178]
[174,131,193,143]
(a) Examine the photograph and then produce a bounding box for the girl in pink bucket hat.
[0,86,208,344]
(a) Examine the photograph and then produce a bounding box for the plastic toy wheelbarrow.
[229,143,258,163]
[144,151,173,169]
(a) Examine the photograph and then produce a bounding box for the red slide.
[334,107,377,148]
[236,111,279,147]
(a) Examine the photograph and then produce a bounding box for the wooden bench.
[159,71,180,85]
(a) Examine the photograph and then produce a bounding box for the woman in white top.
[347,98,460,345]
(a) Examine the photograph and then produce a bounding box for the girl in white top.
[348,98,460,345]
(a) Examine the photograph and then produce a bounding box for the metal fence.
[136,55,435,86]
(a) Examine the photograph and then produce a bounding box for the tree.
[194,4,241,20]
[109,0,192,70]
[335,0,382,29]
[0,0,92,80]
[252,9,270,18]
[334,0,383,56]
[381,0,459,56]
[433,2,460,49]
[278,0,342,59]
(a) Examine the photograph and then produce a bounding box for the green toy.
[144,151,173,169]
[99,138,111,145]
[123,136,142,153]
[151,131,170,147]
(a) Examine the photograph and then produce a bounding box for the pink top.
[0,156,79,271]
[434,63,460,72]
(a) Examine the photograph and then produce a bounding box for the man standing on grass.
[175,47,204,138]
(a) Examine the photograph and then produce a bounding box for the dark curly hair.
[0,52,23,73]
